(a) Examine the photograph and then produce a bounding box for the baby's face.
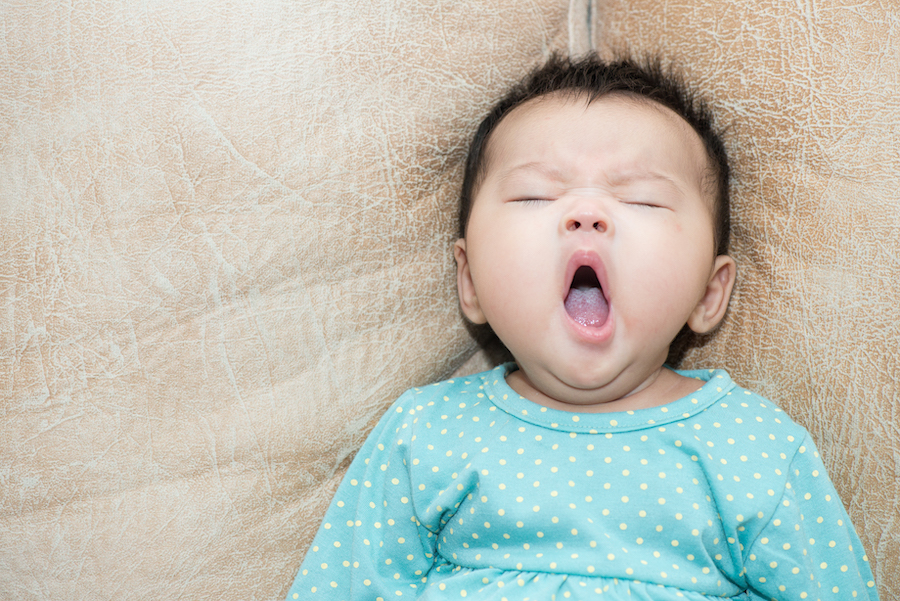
[455,94,733,408]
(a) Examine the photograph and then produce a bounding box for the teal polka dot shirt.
[285,364,878,600]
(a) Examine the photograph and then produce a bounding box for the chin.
[549,362,621,393]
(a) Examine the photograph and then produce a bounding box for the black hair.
[458,53,732,367]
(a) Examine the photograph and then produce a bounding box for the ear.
[687,255,736,334]
[454,239,487,324]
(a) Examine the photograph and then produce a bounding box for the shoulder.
[397,363,508,405]
[712,377,808,445]
[680,369,809,443]
[387,363,509,421]
[673,369,815,481]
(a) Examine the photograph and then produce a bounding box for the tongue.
[565,285,609,327]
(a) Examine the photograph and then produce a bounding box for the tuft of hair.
[458,52,731,258]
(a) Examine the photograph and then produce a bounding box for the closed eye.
[623,200,667,209]
[512,198,554,206]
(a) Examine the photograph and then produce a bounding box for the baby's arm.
[284,391,438,600]
[742,433,878,600]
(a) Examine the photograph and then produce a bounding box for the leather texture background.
[1,0,896,599]
[589,1,899,596]
[0,1,574,599]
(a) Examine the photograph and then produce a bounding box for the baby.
[285,54,878,601]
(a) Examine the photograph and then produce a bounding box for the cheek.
[626,238,712,309]
[469,246,554,325]
[473,255,540,309]
[469,219,545,279]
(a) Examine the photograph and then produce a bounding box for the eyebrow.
[498,162,686,193]
[496,161,565,183]
[607,170,684,189]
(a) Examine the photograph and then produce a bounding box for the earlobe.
[687,255,737,334]
[454,239,488,325]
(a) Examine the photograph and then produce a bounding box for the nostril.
[565,215,608,233]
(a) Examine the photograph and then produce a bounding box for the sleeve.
[285,391,439,601]
[743,434,879,601]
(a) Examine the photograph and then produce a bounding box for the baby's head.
[454,54,737,409]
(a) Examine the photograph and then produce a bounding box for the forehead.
[482,93,709,187]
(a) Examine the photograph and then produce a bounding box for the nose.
[562,205,610,234]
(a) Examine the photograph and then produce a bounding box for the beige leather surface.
[3,0,897,599]
[0,2,574,599]
[590,1,899,597]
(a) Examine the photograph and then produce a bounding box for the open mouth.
[564,265,609,328]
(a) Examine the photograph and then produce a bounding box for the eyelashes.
[511,198,554,206]
[511,198,666,210]
[622,201,666,209]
